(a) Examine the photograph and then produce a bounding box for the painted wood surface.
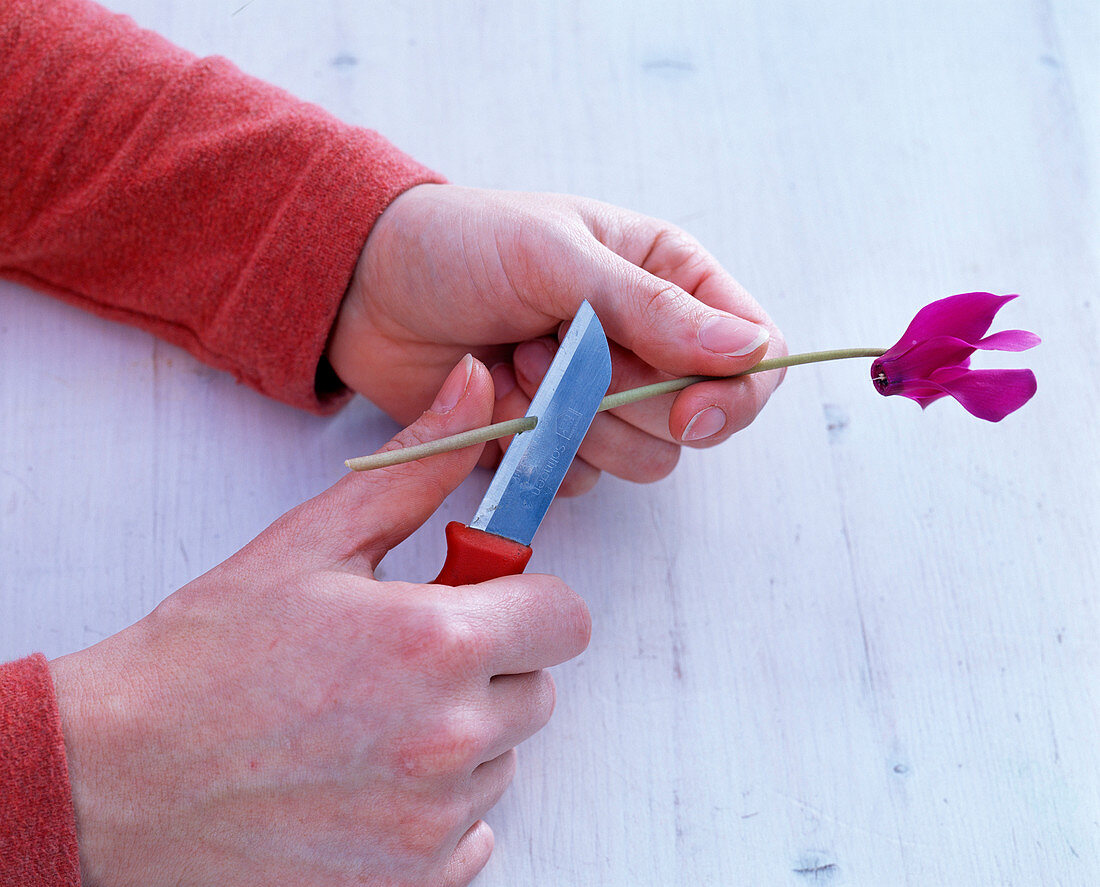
[3,1,1097,883]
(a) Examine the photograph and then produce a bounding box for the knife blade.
[433,300,612,585]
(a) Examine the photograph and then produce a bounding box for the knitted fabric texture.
[0,655,80,886]
[1,0,443,413]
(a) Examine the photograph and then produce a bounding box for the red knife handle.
[433,521,533,586]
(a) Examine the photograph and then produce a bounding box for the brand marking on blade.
[530,442,569,500]
[556,407,583,439]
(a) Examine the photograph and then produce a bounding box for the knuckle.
[444,718,488,768]
[439,616,488,675]
[148,581,192,624]
[392,804,451,859]
[395,604,484,676]
[644,224,707,274]
[396,716,486,778]
[640,280,687,329]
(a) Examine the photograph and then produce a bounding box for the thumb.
[303,354,495,573]
[573,203,774,377]
[595,256,771,378]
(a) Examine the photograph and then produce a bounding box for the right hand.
[48,354,591,887]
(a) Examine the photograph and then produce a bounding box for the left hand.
[328,184,786,495]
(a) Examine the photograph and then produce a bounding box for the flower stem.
[345,418,537,472]
[598,347,887,410]
[344,347,886,472]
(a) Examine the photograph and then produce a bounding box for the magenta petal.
[927,367,1038,422]
[884,380,950,404]
[910,391,950,409]
[886,292,1017,358]
[880,335,975,382]
[976,329,1041,351]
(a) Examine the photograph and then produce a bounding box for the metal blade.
[471,301,611,546]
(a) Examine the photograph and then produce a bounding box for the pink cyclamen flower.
[871,292,1039,422]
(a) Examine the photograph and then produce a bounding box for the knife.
[433,300,612,585]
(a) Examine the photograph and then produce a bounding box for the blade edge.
[471,302,611,545]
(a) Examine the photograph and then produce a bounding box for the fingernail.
[682,406,726,442]
[432,354,473,413]
[699,315,770,357]
[515,339,555,383]
[489,362,516,400]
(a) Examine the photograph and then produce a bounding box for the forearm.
[0,0,442,412]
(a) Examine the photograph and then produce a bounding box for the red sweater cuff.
[0,654,80,887]
[201,122,443,414]
[1,0,444,414]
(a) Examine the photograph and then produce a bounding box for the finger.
[592,254,772,377]
[584,204,769,320]
[478,672,556,763]
[486,362,530,457]
[471,748,518,807]
[669,363,787,447]
[475,362,525,472]
[456,573,592,675]
[476,438,503,472]
[602,341,682,440]
[596,336,789,445]
[601,211,789,406]
[683,263,787,406]
[443,820,494,887]
[291,355,495,572]
[600,335,788,446]
[555,456,601,497]
[555,219,772,380]
[580,412,680,482]
[517,285,788,450]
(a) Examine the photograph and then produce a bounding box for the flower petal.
[884,292,1018,358]
[927,367,1038,422]
[876,335,975,386]
[976,329,1042,351]
[911,392,950,409]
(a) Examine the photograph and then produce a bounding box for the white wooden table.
[3,1,1097,883]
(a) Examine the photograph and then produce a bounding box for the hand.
[48,356,591,887]
[327,184,787,496]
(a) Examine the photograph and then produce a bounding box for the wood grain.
[2,0,1096,883]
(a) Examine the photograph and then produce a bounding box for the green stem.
[597,347,887,410]
[345,417,538,472]
[344,347,886,472]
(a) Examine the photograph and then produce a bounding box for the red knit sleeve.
[0,655,80,887]
[0,0,444,413]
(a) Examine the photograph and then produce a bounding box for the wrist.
[326,232,413,418]
[49,651,112,887]
[49,627,166,887]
